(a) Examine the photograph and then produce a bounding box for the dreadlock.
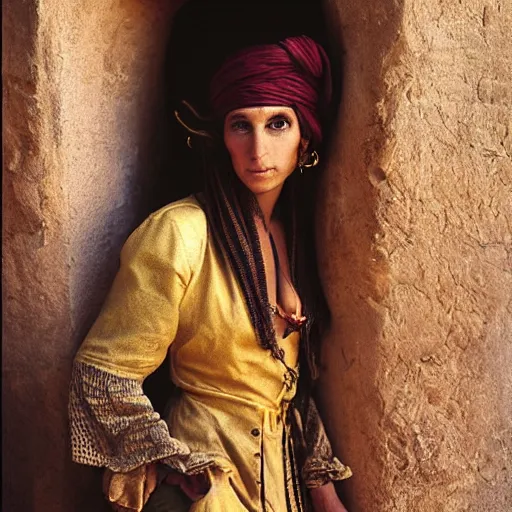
[196,142,301,387]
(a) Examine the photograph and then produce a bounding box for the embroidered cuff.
[302,456,353,488]
[69,360,214,473]
[299,397,352,488]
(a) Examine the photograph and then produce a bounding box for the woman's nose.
[249,130,268,162]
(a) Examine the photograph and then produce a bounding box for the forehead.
[225,106,297,121]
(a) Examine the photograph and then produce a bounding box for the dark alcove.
[143,0,339,413]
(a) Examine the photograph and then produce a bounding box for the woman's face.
[223,106,306,199]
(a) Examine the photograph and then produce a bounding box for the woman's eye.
[230,121,251,132]
[268,118,290,130]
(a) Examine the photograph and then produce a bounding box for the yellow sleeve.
[76,209,191,380]
[69,206,215,476]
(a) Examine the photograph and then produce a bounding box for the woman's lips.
[248,168,274,174]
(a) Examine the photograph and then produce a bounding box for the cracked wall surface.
[319,1,511,510]
[3,0,511,510]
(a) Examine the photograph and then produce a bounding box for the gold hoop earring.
[303,150,319,168]
[186,136,193,149]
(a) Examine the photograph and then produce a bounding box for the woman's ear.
[298,138,310,165]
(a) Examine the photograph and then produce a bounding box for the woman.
[69,35,352,512]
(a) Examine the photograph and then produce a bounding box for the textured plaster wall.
[58,0,180,337]
[3,0,511,511]
[3,1,75,510]
[3,1,178,510]
[319,0,512,511]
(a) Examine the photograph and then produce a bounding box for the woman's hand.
[103,463,158,511]
[310,482,348,512]
[164,470,210,501]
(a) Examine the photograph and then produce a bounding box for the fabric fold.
[104,464,153,511]
[302,456,352,489]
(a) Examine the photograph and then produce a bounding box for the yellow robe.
[70,196,351,512]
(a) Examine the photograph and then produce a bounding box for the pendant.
[269,304,307,339]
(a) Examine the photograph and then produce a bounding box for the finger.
[189,473,210,495]
[163,471,210,501]
[179,480,204,502]
[165,472,186,486]
[163,472,202,500]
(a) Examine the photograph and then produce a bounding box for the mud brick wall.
[3,0,511,510]
[318,1,512,510]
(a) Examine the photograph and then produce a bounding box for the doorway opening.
[144,0,339,413]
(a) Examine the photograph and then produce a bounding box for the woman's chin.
[245,183,281,198]
[240,175,287,197]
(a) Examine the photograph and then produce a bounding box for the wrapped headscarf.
[209,35,332,147]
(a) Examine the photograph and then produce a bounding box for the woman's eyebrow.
[227,113,249,122]
[268,111,293,121]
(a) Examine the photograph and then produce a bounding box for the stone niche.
[2,0,511,511]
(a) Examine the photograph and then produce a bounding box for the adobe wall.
[3,1,178,510]
[3,0,511,510]
[318,0,512,510]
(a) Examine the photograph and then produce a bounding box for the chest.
[257,221,303,339]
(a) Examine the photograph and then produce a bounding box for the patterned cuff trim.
[302,456,353,488]
[69,360,213,473]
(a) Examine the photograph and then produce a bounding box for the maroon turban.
[209,35,332,147]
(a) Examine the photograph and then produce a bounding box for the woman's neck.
[255,185,283,228]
